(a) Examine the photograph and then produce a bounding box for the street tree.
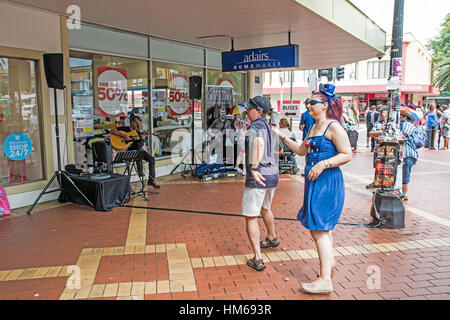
[427,13,450,93]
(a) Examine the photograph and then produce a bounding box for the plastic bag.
[0,187,11,216]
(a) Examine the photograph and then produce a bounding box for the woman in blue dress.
[272,84,352,294]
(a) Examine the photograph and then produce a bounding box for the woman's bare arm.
[272,126,308,156]
[325,122,353,167]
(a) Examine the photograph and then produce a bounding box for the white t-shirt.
[442,109,450,127]
[279,128,295,139]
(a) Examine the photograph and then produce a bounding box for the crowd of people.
[234,89,450,295]
[365,103,450,151]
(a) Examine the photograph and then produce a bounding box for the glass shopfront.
[68,23,247,172]
[70,51,149,132]
[206,70,246,105]
[0,57,44,187]
[70,51,150,168]
[151,61,203,160]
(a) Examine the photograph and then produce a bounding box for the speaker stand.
[170,98,202,177]
[27,87,93,214]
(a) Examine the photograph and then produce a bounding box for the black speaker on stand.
[92,140,113,174]
[27,53,94,214]
[170,76,203,176]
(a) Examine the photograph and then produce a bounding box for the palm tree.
[433,59,450,93]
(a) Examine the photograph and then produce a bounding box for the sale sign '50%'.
[97,66,128,117]
[168,89,190,115]
[98,87,128,102]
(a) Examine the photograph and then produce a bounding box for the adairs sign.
[222,45,299,72]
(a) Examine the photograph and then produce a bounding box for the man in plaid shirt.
[400,113,419,201]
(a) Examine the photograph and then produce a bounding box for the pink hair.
[313,91,343,121]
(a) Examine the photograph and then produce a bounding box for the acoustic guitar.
[110,130,148,152]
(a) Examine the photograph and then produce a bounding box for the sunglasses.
[309,100,326,106]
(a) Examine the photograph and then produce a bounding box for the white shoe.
[241,170,246,176]
[301,279,333,294]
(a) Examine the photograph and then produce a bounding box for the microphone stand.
[130,129,158,201]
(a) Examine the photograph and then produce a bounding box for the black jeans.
[136,151,156,181]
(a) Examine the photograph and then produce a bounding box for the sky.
[351,0,449,50]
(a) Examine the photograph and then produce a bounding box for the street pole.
[290,70,294,128]
[369,0,406,229]
[280,73,284,116]
[388,0,404,126]
[389,0,405,192]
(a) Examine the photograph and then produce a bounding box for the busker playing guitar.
[111,116,160,189]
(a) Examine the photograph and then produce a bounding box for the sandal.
[247,257,266,271]
[260,237,280,248]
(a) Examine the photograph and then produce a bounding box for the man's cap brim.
[242,101,259,111]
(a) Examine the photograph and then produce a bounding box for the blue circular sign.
[3,133,33,161]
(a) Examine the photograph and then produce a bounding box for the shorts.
[402,157,417,185]
[443,126,450,138]
[366,124,373,137]
[241,187,276,217]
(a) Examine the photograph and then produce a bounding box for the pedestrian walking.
[233,114,247,175]
[423,104,442,149]
[299,98,316,176]
[346,103,360,128]
[343,105,359,152]
[272,84,352,294]
[240,96,280,272]
[365,105,377,149]
[279,118,299,174]
[441,105,450,150]
[399,112,419,201]
[268,107,280,128]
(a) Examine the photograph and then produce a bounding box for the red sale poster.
[97,66,128,117]
[168,88,191,115]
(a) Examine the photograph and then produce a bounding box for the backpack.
[0,187,11,216]
[402,121,426,149]
[411,125,426,149]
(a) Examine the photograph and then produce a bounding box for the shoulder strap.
[323,121,339,136]
[306,123,315,138]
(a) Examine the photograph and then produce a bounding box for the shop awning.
[12,0,386,69]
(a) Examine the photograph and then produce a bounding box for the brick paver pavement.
[0,146,449,300]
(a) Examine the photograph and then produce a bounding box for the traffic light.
[318,68,334,81]
[336,66,345,80]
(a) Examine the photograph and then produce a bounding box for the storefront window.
[206,70,245,105]
[70,51,149,167]
[151,61,203,160]
[0,57,44,186]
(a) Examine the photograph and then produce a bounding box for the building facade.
[263,33,439,115]
[0,0,386,209]
[0,2,247,208]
